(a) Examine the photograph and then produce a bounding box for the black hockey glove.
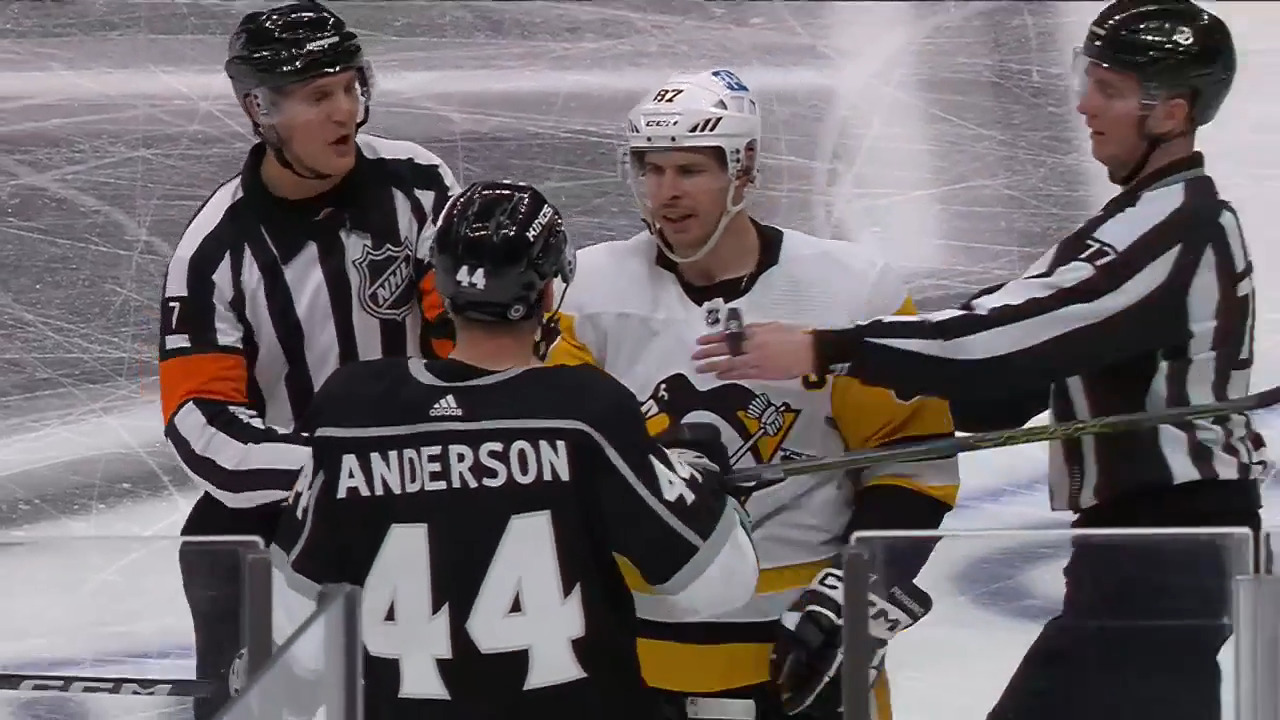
[655,422,749,525]
[656,421,732,479]
[770,567,933,716]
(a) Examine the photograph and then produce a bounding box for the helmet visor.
[1071,47,1153,113]
[619,145,735,228]
[250,60,373,128]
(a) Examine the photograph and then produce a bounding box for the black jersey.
[270,357,754,720]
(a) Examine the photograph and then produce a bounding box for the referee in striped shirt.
[692,2,1266,719]
[157,4,458,717]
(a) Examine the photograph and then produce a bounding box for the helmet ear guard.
[555,238,576,286]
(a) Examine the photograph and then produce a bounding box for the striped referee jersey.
[812,152,1270,511]
[159,134,460,508]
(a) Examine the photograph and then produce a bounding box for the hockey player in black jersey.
[158,3,459,717]
[694,2,1264,719]
[268,180,760,720]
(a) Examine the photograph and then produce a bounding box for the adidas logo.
[429,394,462,417]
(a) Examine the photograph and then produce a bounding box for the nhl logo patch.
[353,238,415,322]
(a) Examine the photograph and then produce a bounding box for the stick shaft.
[736,384,1280,528]
[0,672,214,697]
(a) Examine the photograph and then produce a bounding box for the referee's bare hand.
[692,322,816,381]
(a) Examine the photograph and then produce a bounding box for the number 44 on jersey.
[362,511,587,699]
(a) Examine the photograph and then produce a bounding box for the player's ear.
[239,94,262,125]
[1153,93,1193,136]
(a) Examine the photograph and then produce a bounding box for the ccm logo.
[17,679,174,695]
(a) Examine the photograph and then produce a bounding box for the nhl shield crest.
[353,239,415,322]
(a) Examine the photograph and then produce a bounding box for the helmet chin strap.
[533,289,568,362]
[533,267,578,362]
[248,119,335,183]
[271,143,335,182]
[1112,112,1191,187]
[254,103,370,183]
[652,182,747,265]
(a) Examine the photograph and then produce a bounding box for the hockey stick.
[734,383,1280,529]
[0,672,214,697]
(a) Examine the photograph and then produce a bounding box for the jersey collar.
[1117,151,1207,200]
[654,217,784,306]
[239,141,369,221]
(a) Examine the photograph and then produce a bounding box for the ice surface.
[0,0,1278,718]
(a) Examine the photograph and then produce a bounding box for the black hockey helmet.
[225,1,366,100]
[429,181,576,326]
[1078,0,1235,127]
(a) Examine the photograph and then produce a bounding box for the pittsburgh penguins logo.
[640,372,800,467]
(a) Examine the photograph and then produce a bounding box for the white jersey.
[546,221,961,693]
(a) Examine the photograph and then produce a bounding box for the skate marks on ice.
[0,2,1274,717]
[0,0,1195,524]
[0,531,204,720]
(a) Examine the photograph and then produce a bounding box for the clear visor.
[1070,47,1093,104]
[617,146,651,218]
[1071,47,1163,111]
[617,144,740,226]
[252,60,374,128]
[617,145,641,187]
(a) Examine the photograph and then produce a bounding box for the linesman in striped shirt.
[692,2,1266,719]
[156,3,459,717]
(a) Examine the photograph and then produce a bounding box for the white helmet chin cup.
[621,69,762,264]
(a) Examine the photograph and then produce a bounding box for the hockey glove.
[656,422,749,526]
[657,422,731,474]
[770,567,933,715]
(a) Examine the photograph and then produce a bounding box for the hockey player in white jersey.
[545,69,961,720]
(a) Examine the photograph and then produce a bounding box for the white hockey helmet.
[622,69,762,264]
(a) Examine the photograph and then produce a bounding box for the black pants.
[988,480,1260,720]
[179,494,281,720]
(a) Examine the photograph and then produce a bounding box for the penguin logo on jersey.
[353,236,415,322]
[640,372,800,466]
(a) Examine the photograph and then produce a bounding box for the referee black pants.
[987,480,1260,720]
[179,494,281,720]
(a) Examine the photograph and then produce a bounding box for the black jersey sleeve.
[272,453,339,575]
[579,369,754,595]
[268,445,363,655]
[268,368,362,621]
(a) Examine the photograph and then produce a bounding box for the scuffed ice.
[0,1,1277,718]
